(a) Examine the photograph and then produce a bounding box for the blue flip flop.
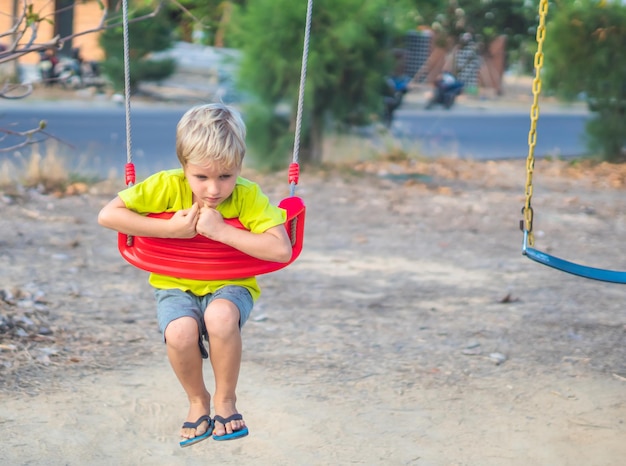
[212,414,249,441]
[179,414,214,447]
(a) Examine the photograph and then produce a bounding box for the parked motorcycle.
[38,50,60,86]
[425,72,464,110]
[382,75,410,126]
[38,48,103,90]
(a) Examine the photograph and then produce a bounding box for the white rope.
[120,0,313,196]
[290,0,313,196]
[121,0,133,168]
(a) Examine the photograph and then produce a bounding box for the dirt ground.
[0,153,624,466]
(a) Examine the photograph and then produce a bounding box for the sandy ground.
[0,149,625,465]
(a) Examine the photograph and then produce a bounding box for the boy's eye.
[191,172,234,181]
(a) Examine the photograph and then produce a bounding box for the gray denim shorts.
[154,285,254,359]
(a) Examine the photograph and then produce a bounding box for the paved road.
[3,102,188,177]
[2,100,591,177]
[393,107,589,160]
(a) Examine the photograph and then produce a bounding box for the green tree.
[174,1,247,46]
[542,0,626,161]
[416,0,539,71]
[231,0,414,168]
[99,4,177,94]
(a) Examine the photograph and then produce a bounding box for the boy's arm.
[196,207,292,263]
[97,196,199,239]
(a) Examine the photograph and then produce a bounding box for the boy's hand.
[169,203,200,238]
[196,205,227,240]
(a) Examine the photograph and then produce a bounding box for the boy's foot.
[179,414,214,447]
[212,413,249,441]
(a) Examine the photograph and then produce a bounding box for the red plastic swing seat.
[118,196,305,280]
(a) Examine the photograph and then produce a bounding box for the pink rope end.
[125,163,136,186]
[288,163,300,185]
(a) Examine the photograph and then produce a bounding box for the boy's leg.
[156,289,212,441]
[205,298,246,436]
[164,316,212,440]
[204,286,253,437]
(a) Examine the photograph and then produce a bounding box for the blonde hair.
[176,103,246,169]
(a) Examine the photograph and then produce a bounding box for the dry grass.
[322,127,425,165]
[3,132,626,200]
[0,143,90,196]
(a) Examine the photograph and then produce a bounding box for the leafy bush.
[543,0,626,161]
[231,0,413,168]
[99,6,177,93]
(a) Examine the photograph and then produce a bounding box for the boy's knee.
[204,299,240,335]
[164,316,200,349]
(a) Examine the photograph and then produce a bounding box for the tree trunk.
[215,2,232,47]
[307,115,324,165]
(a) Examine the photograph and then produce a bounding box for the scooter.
[382,75,410,126]
[38,50,60,86]
[55,56,84,89]
[426,72,464,110]
[38,48,103,90]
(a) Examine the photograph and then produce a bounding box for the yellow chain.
[522,0,549,247]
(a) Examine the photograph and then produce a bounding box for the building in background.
[0,0,106,65]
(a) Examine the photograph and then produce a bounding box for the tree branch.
[0,1,165,65]
[0,0,168,151]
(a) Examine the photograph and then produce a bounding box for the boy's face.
[184,161,240,208]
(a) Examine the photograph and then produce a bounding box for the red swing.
[118,165,306,280]
[115,0,312,280]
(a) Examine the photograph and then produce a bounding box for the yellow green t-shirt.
[118,168,286,301]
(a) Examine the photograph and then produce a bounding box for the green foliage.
[415,0,539,59]
[461,0,538,51]
[175,1,247,46]
[586,109,626,162]
[542,0,626,161]
[244,103,293,171]
[99,5,177,93]
[232,0,413,168]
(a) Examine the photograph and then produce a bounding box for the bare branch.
[0,82,34,99]
[0,0,167,151]
[0,121,75,153]
[0,1,165,65]
[0,122,48,152]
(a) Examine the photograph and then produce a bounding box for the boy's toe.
[212,414,249,441]
[179,415,213,447]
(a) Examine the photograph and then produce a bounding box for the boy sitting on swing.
[98,103,292,445]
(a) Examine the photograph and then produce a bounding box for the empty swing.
[116,0,313,280]
[520,0,626,284]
